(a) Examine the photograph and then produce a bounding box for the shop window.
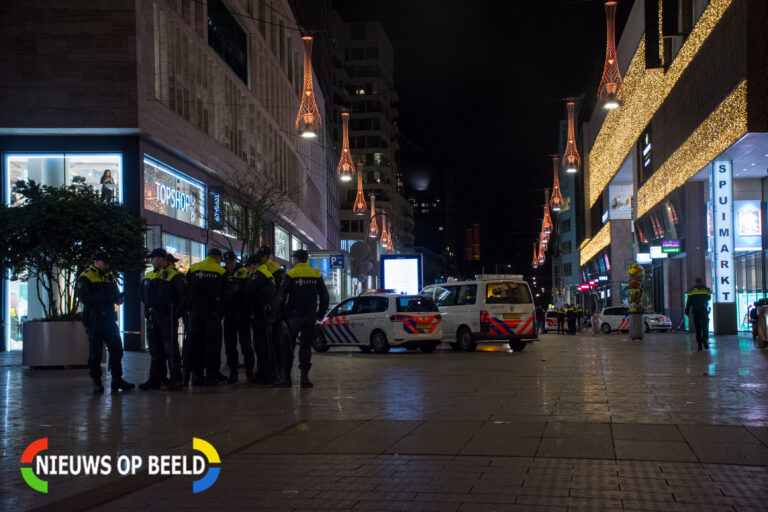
[274,226,289,261]
[143,157,205,228]
[6,153,123,206]
[162,233,205,274]
[291,235,302,254]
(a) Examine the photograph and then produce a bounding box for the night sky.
[332,0,632,274]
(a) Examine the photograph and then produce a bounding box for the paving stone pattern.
[3,332,768,510]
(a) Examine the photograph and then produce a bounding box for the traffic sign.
[330,253,344,269]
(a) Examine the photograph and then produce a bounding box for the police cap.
[93,251,112,263]
[223,250,237,262]
[246,254,261,266]
[207,248,223,258]
[291,249,308,261]
[148,248,169,259]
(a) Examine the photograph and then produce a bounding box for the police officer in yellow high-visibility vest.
[259,245,285,290]
[275,250,329,388]
[76,251,134,394]
[223,251,255,383]
[140,248,189,391]
[685,277,712,351]
[247,249,278,384]
[186,248,229,386]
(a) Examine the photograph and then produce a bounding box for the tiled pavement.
[3,331,768,510]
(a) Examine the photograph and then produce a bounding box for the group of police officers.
[76,246,329,394]
[550,304,585,335]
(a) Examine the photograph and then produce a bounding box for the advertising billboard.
[381,254,423,295]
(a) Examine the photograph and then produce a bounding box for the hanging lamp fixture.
[542,190,554,234]
[550,157,565,212]
[540,230,549,253]
[368,194,379,238]
[352,162,367,215]
[532,242,539,269]
[562,101,581,173]
[597,1,623,109]
[379,212,390,246]
[296,36,322,138]
[386,219,395,253]
[336,112,355,181]
[537,242,546,266]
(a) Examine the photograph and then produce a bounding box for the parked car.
[420,274,536,352]
[314,293,442,353]
[541,309,559,333]
[596,306,672,333]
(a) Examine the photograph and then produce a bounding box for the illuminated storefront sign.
[711,160,734,303]
[143,157,205,228]
[661,239,680,253]
[649,245,667,259]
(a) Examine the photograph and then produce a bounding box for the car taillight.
[389,315,407,322]
[480,310,490,324]
[434,314,442,321]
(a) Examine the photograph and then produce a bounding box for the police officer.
[566,304,577,335]
[246,250,278,384]
[223,251,255,383]
[576,305,583,331]
[556,305,565,335]
[685,277,712,351]
[186,248,229,385]
[275,249,329,388]
[260,245,285,289]
[139,248,189,391]
[76,251,134,393]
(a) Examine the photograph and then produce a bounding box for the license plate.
[503,313,520,319]
[416,323,431,330]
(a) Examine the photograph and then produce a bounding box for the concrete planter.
[22,320,95,367]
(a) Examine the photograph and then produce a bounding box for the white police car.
[313,293,443,353]
[596,306,672,333]
[541,309,560,333]
[420,275,536,352]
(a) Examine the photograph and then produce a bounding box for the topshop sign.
[144,157,205,228]
[711,160,734,303]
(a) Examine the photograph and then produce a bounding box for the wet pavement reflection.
[3,331,768,510]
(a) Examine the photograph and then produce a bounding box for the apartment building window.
[561,241,572,255]
[341,220,364,233]
[366,47,379,59]
[207,0,248,84]
[561,218,571,233]
[345,47,365,60]
[563,263,573,276]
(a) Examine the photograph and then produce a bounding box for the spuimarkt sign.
[711,160,734,303]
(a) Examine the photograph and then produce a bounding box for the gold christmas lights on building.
[352,162,367,215]
[588,0,735,207]
[598,1,623,109]
[580,221,611,266]
[562,102,581,173]
[296,36,322,138]
[637,80,747,217]
[337,112,355,181]
[550,157,564,211]
[368,194,379,238]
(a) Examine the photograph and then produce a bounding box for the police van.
[420,275,536,352]
[313,292,443,353]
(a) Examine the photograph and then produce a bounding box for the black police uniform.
[566,306,577,335]
[141,263,189,389]
[76,264,132,392]
[275,260,329,387]
[247,263,278,383]
[186,256,228,384]
[685,284,712,350]
[224,263,255,382]
[556,307,565,335]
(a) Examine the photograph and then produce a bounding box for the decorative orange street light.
[337,112,355,181]
[542,190,553,234]
[562,102,581,173]
[352,162,367,215]
[386,219,396,253]
[296,36,322,138]
[598,1,623,109]
[540,230,549,253]
[550,157,565,211]
[532,242,539,269]
[537,242,546,266]
[380,212,391,247]
[367,194,379,238]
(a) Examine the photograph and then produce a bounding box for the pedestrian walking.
[186,248,229,386]
[246,250,278,384]
[556,306,565,335]
[685,277,712,351]
[76,251,134,394]
[139,248,189,391]
[274,250,329,388]
[223,251,255,383]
